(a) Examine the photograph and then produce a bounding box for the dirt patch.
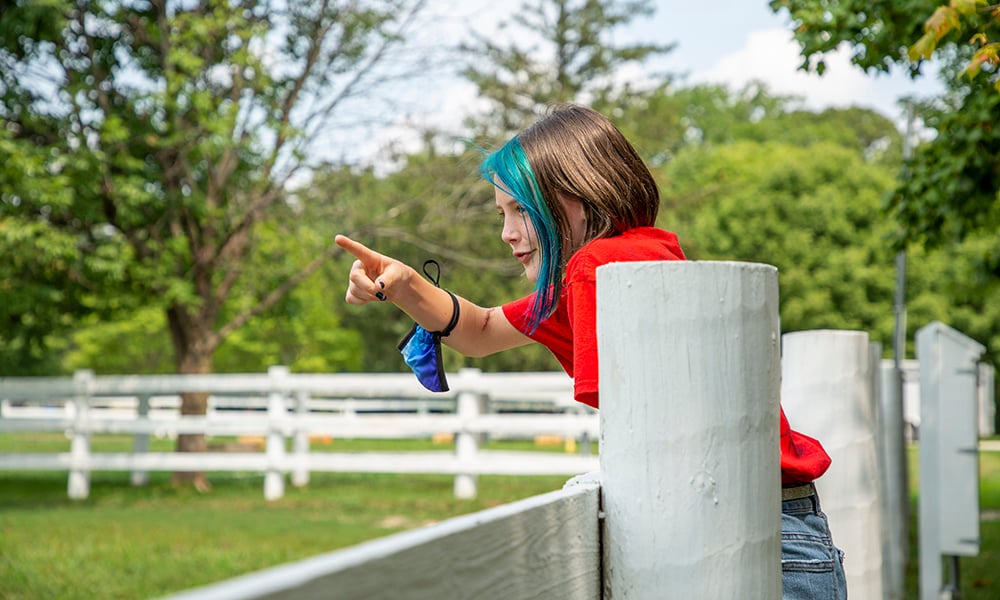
[377,515,438,529]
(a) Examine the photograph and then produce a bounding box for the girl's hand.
[335,235,412,305]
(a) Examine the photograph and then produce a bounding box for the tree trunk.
[169,306,218,492]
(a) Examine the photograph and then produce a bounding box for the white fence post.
[291,389,310,488]
[131,394,151,487]
[68,369,94,500]
[454,368,484,500]
[265,366,289,501]
[597,261,781,598]
[782,330,885,599]
[916,322,984,600]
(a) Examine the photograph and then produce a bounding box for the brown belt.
[781,482,816,501]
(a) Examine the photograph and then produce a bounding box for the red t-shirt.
[501,227,830,484]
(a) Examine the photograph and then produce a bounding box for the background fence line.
[0,368,598,500]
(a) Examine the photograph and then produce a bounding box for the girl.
[335,103,846,599]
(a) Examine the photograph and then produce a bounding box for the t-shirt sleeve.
[566,260,599,409]
[501,294,576,377]
[779,408,832,484]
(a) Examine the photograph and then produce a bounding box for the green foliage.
[3,1,996,381]
[904,233,1000,366]
[63,212,364,375]
[664,138,901,344]
[890,78,1000,249]
[908,0,1000,89]
[772,0,1000,254]
[770,0,934,75]
[64,308,174,375]
[212,217,363,374]
[661,97,999,363]
[0,1,425,376]
[0,125,130,375]
[613,82,903,172]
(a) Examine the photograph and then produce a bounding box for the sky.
[642,1,941,117]
[345,0,944,166]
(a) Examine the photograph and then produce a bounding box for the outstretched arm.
[335,235,532,357]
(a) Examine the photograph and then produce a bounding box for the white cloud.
[693,29,877,111]
[691,28,942,124]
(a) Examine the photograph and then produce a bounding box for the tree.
[64,213,365,375]
[460,0,673,137]
[0,112,121,374]
[0,0,428,487]
[909,0,1000,91]
[770,0,1000,260]
[665,138,902,343]
[660,97,999,368]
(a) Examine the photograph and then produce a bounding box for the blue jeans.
[781,491,848,599]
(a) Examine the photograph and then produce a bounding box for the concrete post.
[597,261,781,598]
[782,330,884,599]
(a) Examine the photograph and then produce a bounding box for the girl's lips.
[514,249,535,265]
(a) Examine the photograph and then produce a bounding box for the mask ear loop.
[421,260,460,337]
[422,260,442,286]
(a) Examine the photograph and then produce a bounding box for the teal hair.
[479,137,560,332]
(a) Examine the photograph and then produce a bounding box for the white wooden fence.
[2,261,995,599]
[0,368,598,500]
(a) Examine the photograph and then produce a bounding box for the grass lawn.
[1,433,998,598]
[0,433,577,599]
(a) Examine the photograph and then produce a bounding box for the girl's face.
[496,186,541,282]
[495,186,588,284]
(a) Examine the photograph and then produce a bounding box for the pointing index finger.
[335,235,380,268]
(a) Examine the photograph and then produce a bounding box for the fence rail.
[167,478,602,600]
[0,367,598,500]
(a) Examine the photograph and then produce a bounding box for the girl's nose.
[501,216,519,244]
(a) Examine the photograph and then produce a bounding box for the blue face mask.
[397,260,460,392]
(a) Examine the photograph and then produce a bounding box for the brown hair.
[517,103,660,251]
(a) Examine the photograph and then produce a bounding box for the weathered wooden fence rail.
[168,477,602,600]
[0,368,598,500]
